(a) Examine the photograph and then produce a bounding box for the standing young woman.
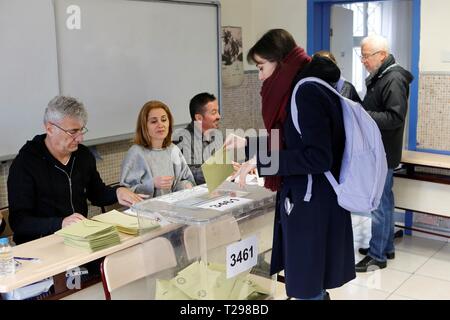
[225,29,355,300]
[120,100,195,197]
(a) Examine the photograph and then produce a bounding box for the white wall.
[220,0,254,70]
[221,0,307,71]
[221,0,450,74]
[251,0,307,53]
[420,0,450,72]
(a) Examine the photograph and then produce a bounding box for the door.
[330,6,354,80]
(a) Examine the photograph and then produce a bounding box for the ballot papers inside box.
[131,181,277,300]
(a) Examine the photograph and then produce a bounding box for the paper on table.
[55,219,114,239]
[91,209,160,235]
[122,208,172,227]
[55,219,121,251]
[152,185,209,204]
[201,147,235,193]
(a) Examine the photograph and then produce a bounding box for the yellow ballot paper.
[201,147,234,193]
[155,279,190,300]
[92,209,160,235]
[55,219,121,252]
[159,261,270,300]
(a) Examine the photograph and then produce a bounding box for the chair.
[183,215,241,261]
[100,236,177,300]
[0,208,13,239]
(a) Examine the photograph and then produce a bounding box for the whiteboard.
[0,0,60,160]
[0,0,221,160]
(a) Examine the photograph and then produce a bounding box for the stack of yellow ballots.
[55,219,121,252]
[155,261,269,300]
[91,210,160,235]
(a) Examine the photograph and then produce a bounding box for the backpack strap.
[290,77,346,201]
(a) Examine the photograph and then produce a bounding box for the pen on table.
[14,256,40,261]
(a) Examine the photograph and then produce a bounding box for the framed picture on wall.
[221,26,244,88]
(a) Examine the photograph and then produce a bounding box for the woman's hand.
[232,161,257,176]
[230,156,257,188]
[154,176,174,190]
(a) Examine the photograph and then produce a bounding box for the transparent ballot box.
[129,182,277,300]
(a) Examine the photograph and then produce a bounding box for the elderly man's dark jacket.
[362,55,413,168]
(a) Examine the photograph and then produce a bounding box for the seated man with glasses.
[7,95,145,244]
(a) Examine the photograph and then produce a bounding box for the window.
[342,2,383,95]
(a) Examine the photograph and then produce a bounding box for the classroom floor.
[328,213,450,300]
[63,213,450,300]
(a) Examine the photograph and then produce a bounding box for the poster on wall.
[221,26,244,88]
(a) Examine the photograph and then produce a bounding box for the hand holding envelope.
[230,155,257,188]
[201,147,235,193]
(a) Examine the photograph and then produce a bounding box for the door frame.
[307,0,421,152]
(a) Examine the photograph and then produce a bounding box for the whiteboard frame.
[0,0,222,161]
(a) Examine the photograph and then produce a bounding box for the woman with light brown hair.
[120,100,195,197]
[313,50,362,103]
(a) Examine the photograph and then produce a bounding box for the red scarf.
[261,46,311,191]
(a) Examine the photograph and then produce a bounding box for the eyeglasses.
[50,122,88,139]
[359,50,383,61]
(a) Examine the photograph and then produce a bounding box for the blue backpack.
[290,77,388,212]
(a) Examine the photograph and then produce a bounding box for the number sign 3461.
[226,235,258,279]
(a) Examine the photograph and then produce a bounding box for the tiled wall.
[1,71,449,232]
[404,72,450,231]
[0,161,10,209]
[417,73,450,151]
[221,71,264,132]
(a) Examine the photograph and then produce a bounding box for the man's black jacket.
[362,54,413,168]
[8,134,117,244]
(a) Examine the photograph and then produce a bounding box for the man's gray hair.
[361,35,390,54]
[44,96,88,125]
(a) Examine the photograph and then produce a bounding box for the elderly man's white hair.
[44,95,88,126]
[361,35,390,54]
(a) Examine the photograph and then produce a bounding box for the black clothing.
[362,55,413,168]
[8,134,118,244]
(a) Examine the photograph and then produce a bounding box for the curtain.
[381,0,412,70]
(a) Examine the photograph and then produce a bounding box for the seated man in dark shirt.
[8,95,144,244]
[173,92,223,185]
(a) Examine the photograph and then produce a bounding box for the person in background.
[355,35,413,272]
[225,29,355,300]
[7,96,143,245]
[120,100,195,197]
[173,93,223,185]
[313,50,362,103]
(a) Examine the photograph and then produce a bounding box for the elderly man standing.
[355,35,413,272]
[8,96,144,244]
